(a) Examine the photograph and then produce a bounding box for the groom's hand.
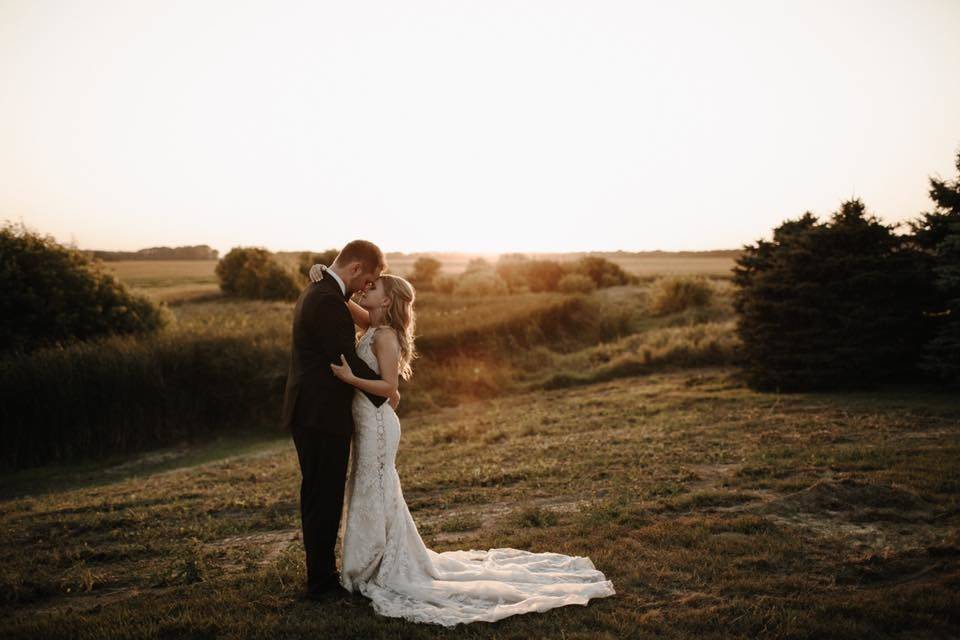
[330,354,356,382]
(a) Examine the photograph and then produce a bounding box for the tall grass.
[534,320,742,389]
[0,332,289,469]
[2,284,738,470]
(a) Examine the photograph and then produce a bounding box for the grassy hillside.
[2,369,957,638]
[3,278,739,469]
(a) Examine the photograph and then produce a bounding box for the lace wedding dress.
[337,326,616,627]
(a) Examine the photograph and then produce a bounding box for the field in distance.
[101,250,739,303]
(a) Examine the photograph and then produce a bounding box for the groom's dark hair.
[333,240,387,273]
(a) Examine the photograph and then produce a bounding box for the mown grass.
[101,260,223,305]
[1,368,957,639]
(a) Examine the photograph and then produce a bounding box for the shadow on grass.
[0,429,292,502]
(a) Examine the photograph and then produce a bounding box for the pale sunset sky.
[1,0,959,255]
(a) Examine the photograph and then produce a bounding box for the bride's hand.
[389,389,400,410]
[330,354,356,383]
[309,263,325,283]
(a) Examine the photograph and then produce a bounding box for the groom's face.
[346,262,382,295]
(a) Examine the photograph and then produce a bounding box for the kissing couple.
[281,239,615,627]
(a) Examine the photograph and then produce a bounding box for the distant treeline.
[86,245,219,261]
[275,249,743,263]
[528,249,744,260]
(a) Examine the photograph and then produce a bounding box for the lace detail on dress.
[340,324,616,625]
[375,406,386,494]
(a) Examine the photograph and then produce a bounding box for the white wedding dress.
[337,326,616,627]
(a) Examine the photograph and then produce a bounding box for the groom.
[281,239,395,600]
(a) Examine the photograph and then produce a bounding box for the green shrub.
[495,253,532,292]
[452,270,509,296]
[296,249,338,283]
[0,221,168,354]
[215,247,300,301]
[409,257,442,291]
[557,273,596,294]
[572,256,633,288]
[648,275,714,316]
[523,260,566,292]
[732,199,935,390]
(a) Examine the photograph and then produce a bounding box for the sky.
[1,0,959,255]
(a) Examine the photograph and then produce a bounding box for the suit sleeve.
[310,293,389,408]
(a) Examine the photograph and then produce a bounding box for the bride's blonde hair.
[377,274,418,380]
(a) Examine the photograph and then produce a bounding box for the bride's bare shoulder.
[372,325,400,348]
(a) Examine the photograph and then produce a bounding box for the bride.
[310,264,615,627]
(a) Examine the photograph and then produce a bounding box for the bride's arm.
[346,299,371,330]
[330,328,401,400]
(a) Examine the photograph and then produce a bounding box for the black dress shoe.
[302,586,340,602]
[303,575,346,601]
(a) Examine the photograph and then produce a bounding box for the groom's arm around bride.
[281,274,387,437]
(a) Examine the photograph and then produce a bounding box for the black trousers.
[291,424,352,591]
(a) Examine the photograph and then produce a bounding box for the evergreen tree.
[733,200,931,390]
[909,147,960,383]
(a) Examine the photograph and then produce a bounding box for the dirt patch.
[424,495,592,543]
[760,476,938,523]
[835,543,960,590]
[203,528,300,572]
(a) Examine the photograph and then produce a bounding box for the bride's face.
[358,277,390,312]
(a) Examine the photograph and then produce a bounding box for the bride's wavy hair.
[378,274,418,380]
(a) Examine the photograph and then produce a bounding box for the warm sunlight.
[2,0,959,255]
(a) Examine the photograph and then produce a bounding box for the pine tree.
[909,148,960,383]
[733,200,931,390]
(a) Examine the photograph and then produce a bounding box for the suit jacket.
[281,274,388,436]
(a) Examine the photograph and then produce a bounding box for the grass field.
[2,369,958,638]
[100,260,221,304]
[7,251,955,638]
[100,252,738,304]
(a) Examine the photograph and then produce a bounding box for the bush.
[732,199,935,391]
[433,274,457,294]
[523,260,566,292]
[495,253,531,292]
[296,249,338,283]
[648,276,713,315]
[573,256,633,288]
[409,257,442,291]
[452,270,509,296]
[557,273,597,294]
[0,221,168,354]
[494,255,565,292]
[216,247,300,301]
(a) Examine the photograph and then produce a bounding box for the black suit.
[281,274,387,592]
